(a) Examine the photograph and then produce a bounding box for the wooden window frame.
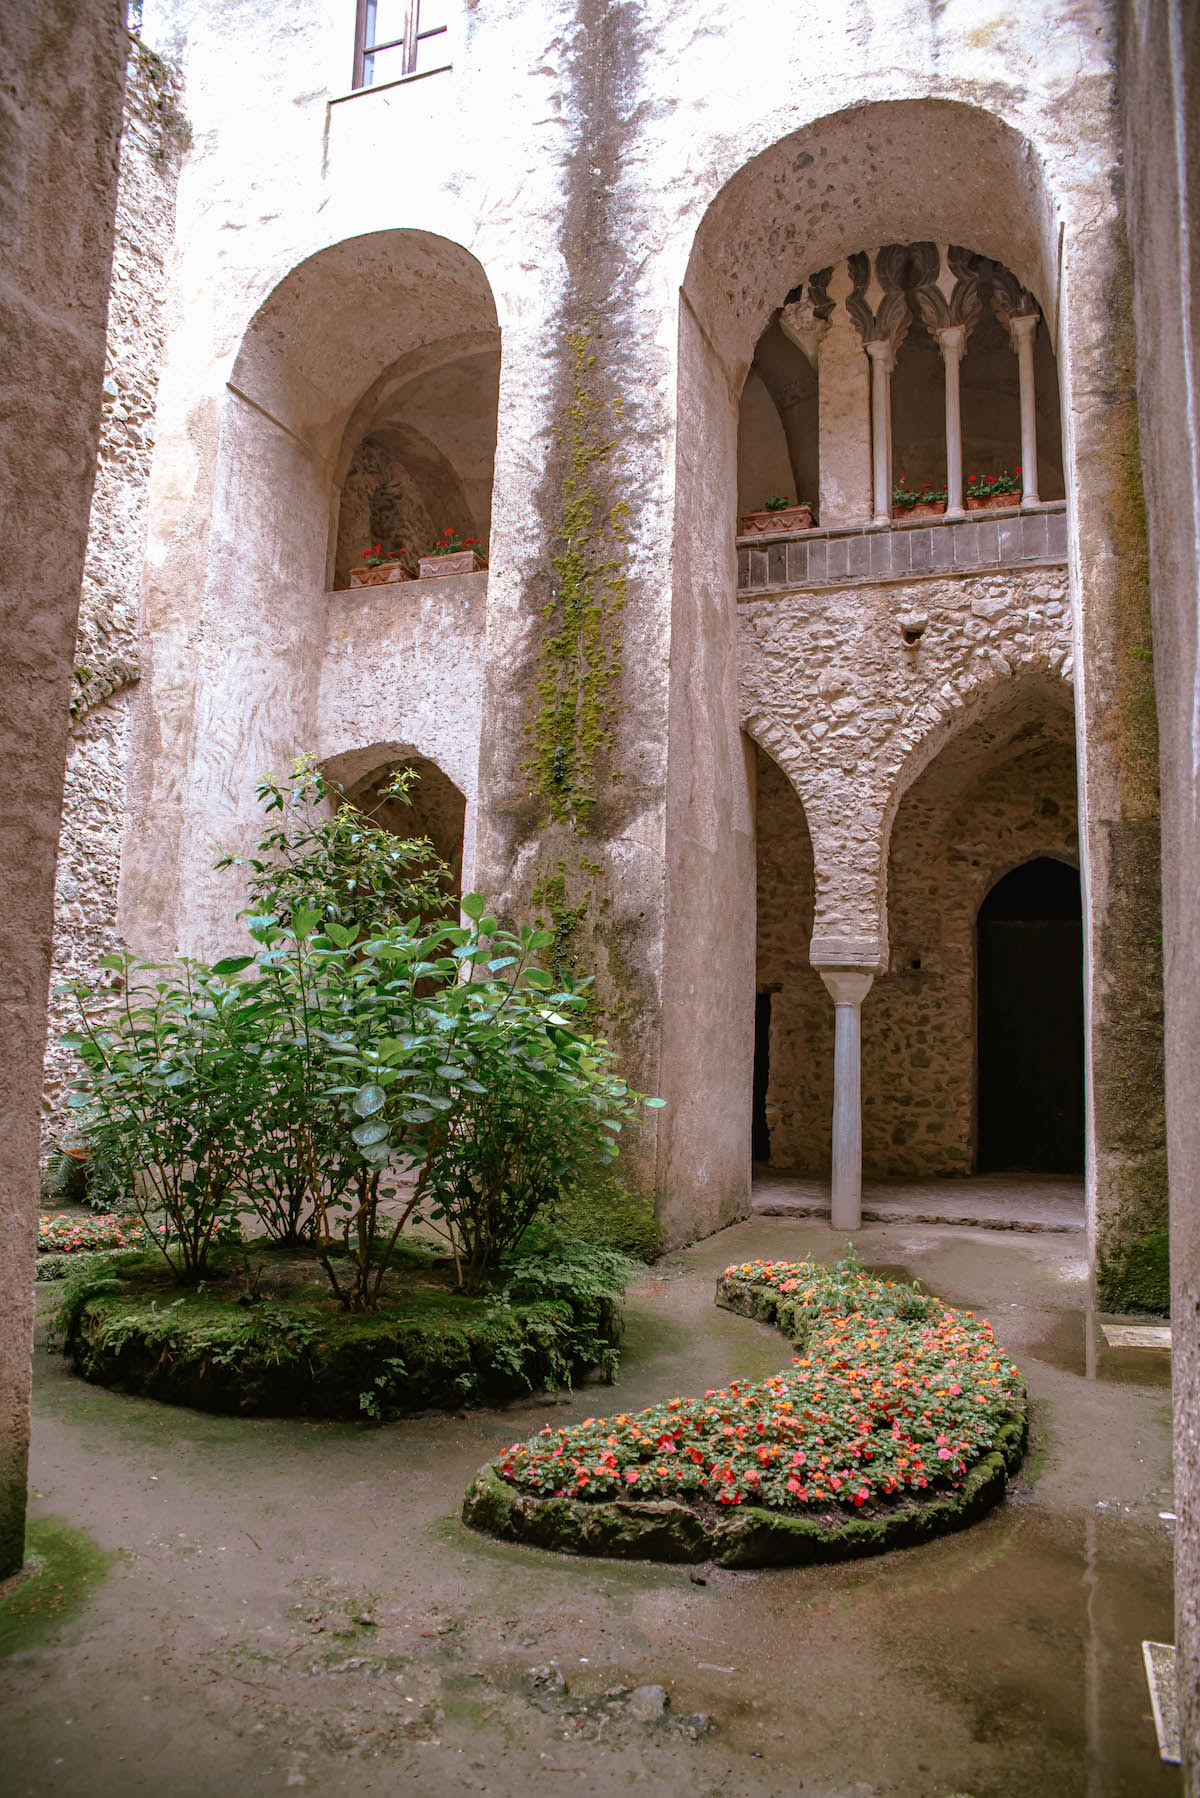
[352,0,447,91]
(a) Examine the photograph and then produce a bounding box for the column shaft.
[819,969,875,1231]
[1011,314,1040,504]
[866,343,894,525]
[940,325,967,517]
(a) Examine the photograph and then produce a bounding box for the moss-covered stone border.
[462,1266,1027,1568]
[61,1265,622,1421]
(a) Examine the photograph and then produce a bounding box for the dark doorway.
[752,991,772,1162]
[977,857,1084,1173]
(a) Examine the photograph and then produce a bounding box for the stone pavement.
[753,1168,1086,1232]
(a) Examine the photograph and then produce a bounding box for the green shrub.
[65,907,659,1308]
[216,753,450,936]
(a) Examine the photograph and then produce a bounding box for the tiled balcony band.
[737,502,1068,595]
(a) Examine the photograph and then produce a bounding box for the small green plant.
[762,494,791,510]
[40,1135,128,1212]
[217,752,450,938]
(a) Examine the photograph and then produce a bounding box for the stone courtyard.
[2,1218,1177,1798]
[2,1,1198,1794]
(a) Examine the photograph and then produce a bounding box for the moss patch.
[1096,1229,1170,1315]
[0,1518,110,1657]
[552,1168,660,1262]
[59,1244,627,1420]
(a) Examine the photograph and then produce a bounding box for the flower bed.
[462,1257,1027,1567]
[38,1211,156,1255]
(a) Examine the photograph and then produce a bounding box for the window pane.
[362,41,410,86]
[414,1,450,71]
[364,0,408,52]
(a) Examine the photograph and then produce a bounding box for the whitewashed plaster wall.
[121,0,1159,1252]
[317,570,486,887]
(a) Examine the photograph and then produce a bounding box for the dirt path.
[2,1218,1176,1797]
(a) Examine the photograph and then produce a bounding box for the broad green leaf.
[460,893,487,921]
[522,968,553,990]
[211,955,255,978]
[353,1082,386,1117]
[351,1118,390,1148]
[290,905,323,940]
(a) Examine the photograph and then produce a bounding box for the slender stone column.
[818,969,875,1230]
[937,324,967,517]
[1010,313,1041,504]
[865,342,895,526]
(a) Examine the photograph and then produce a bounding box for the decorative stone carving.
[845,246,912,353]
[990,261,1041,331]
[910,242,985,337]
[778,267,836,368]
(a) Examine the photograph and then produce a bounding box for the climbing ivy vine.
[526,323,629,832]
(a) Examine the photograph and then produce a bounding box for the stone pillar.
[1120,0,1200,1780]
[1009,313,1041,504]
[845,248,911,528]
[865,343,895,526]
[0,0,126,1577]
[937,325,968,517]
[814,263,873,528]
[819,969,874,1230]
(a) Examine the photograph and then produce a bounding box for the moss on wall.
[1097,1228,1170,1316]
[526,323,628,831]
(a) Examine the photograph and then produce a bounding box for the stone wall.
[739,562,1073,951]
[0,0,126,1577]
[1120,0,1200,1779]
[40,38,185,1146]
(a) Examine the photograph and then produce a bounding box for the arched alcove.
[864,682,1079,1178]
[668,99,1065,1203]
[752,741,829,1173]
[226,229,499,598]
[121,230,499,962]
[322,741,467,905]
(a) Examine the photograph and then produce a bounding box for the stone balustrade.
[737,501,1067,596]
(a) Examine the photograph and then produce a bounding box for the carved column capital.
[845,247,912,356]
[911,242,984,345]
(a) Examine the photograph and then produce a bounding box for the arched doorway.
[977,857,1084,1173]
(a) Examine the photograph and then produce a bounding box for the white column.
[1010,313,1040,504]
[865,342,894,525]
[938,324,967,518]
[818,969,875,1231]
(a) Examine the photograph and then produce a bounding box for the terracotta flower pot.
[894,500,946,519]
[739,503,813,535]
[965,490,1018,511]
[348,561,413,588]
[418,549,487,577]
